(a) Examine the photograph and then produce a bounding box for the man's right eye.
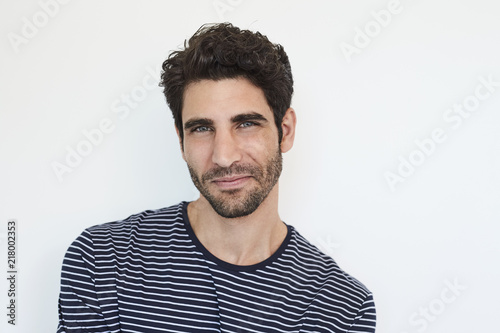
[193,126,211,132]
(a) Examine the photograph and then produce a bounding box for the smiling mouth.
[211,175,252,189]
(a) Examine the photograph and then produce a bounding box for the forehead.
[182,78,272,122]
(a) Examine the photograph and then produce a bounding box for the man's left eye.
[240,121,256,128]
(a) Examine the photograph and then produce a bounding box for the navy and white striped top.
[58,202,376,332]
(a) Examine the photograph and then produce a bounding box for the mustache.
[202,164,263,182]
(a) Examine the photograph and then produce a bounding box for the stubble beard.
[187,149,283,218]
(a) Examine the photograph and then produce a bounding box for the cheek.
[244,135,279,161]
[183,142,212,169]
[182,144,197,164]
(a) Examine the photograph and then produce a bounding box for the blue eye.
[240,121,255,128]
[193,126,211,132]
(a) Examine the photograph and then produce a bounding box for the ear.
[175,126,186,161]
[280,108,296,153]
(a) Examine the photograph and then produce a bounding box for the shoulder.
[85,201,185,237]
[280,227,376,329]
[284,226,372,300]
[68,202,187,253]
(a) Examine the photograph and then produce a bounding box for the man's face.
[180,78,283,218]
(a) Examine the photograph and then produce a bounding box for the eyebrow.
[184,118,213,131]
[183,112,269,131]
[231,112,269,124]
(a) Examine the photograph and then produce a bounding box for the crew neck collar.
[181,201,292,272]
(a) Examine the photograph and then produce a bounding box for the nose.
[211,129,242,168]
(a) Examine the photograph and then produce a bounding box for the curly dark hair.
[160,23,294,143]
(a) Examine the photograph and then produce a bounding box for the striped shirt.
[57,202,376,332]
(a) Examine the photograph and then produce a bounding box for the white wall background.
[1,0,499,332]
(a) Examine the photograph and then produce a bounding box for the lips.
[211,175,252,189]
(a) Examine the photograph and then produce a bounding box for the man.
[58,23,376,332]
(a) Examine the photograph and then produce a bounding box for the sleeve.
[347,292,377,333]
[57,230,112,333]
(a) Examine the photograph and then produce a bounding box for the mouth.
[211,175,252,189]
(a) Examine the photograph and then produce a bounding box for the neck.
[187,185,287,266]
